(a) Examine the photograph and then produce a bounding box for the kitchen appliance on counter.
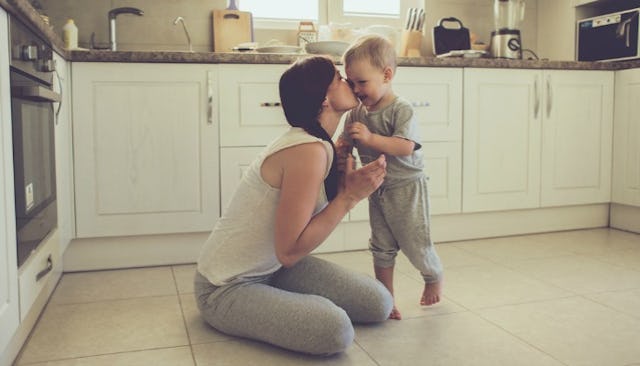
[432,17,471,56]
[9,15,60,267]
[490,0,524,59]
[577,8,640,62]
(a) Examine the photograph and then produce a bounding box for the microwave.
[577,8,640,62]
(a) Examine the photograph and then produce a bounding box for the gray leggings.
[194,256,392,355]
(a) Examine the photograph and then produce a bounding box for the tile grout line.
[469,307,571,366]
[171,265,199,366]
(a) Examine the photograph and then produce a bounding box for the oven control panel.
[9,17,55,85]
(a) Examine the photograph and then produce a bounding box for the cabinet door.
[394,67,463,142]
[220,146,263,214]
[72,64,219,237]
[0,7,19,353]
[463,68,541,212]
[540,70,614,206]
[424,142,462,214]
[612,68,640,206]
[53,53,75,252]
[218,64,290,147]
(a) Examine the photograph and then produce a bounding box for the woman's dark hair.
[279,56,339,200]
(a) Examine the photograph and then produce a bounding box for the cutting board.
[212,9,252,52]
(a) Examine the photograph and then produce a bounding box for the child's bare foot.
[389,305,402,320]
[420,280,442,306]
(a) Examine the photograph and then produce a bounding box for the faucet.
[108,7,144,51]
[173,16,193,52]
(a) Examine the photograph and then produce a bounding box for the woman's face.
[325,68,359,112]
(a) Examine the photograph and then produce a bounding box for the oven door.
[10,69,60,267]
[577,9,640,61]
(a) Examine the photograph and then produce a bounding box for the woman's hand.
[340,154,386,204]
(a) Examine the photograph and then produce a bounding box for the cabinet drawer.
[18,229,61,320]
[395,67,463,142]
[219,65,290,147]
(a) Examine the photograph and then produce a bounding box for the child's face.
[345,59,391,110]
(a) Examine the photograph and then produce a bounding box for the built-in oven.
[9,16,60,267]
[577,8,640,62]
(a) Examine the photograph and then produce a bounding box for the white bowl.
[305,41,350,56]
[255,45,301,54]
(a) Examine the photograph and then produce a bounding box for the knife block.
[400,30,422,57]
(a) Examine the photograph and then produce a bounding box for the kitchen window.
[243,0,422,29]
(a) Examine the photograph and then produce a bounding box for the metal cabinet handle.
[546,74,552,119]
[207,71,214,125]
[534,75,540,119]
[260,102,281,107]
[410,101,430,107]
[36,255,53,281]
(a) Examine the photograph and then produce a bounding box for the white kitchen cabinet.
[394,67,463,142]
[71,63,219,237]
[0,7,19,358]
[349,142,463,217]
[17,229,61,321]
[395,67,463,214]
[53,52,74,253]
[540,70,613,206]
[463,69,542,212]
[612,68,640,207]
[218,64,290,147]
[463,68,613,212]
[220,146,262,213]
[424,142,462,214]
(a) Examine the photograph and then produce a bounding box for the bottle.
[63,19,78,49]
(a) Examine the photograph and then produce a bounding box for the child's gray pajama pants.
[194,255,392,355]
[368,176,443,284]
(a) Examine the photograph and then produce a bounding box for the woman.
[194,56,393,355]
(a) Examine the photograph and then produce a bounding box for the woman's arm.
[273,143,385,267]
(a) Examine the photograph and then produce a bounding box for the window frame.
[250,0,422,30]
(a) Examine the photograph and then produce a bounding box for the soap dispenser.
[63,19,78,49]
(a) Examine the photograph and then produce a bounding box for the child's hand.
[346,122,373,145]
[341,154,386,202]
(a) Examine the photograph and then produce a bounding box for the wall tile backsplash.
[41,0,538,55]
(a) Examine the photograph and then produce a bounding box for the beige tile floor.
[13,228,640,366]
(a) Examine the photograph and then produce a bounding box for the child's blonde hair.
[343,34,397,72]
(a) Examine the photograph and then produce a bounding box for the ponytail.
[279,56,339,200]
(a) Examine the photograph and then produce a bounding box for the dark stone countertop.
[3,0,640,71]
[67,49,640,70]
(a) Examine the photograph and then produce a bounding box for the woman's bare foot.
[420,280,442,306]
[389,305,402,320]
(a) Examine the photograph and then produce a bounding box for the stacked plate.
[305,41,350,56]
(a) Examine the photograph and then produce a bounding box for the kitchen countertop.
[68,49,640,70]
[3,0,640,71]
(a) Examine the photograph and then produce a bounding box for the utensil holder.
[400,30,422,57]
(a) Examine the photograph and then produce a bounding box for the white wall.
[42,0,539,55]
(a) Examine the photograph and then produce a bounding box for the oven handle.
[12,86,61,103]
[54,70,63,125]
